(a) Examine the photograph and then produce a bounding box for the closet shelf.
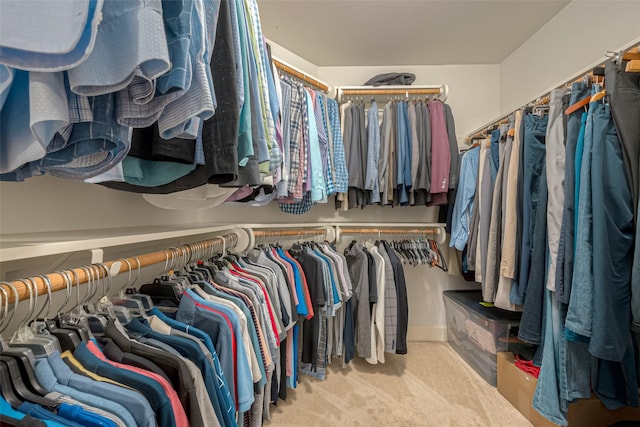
[0,225,245,262]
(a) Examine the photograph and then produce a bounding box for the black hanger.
[0,347,48,396]
[38,319,80,352]
[0,357,58,408]
[139,279,181,307]
[0,361,23,407]
[55,313,91,342]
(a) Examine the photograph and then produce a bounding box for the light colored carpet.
[267,342,533,427]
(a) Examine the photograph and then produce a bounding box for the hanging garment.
[427,100,450,205]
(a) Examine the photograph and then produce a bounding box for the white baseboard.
[407,326,448,342]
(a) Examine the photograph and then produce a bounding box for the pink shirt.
[428,100,451,206]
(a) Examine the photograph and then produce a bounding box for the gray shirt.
[344,242,372,358]
[377,243,398,353]
[445,103,460,189]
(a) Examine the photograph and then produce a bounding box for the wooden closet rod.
[464,42,640,144]
[253,229,326,238]
[1,233,238,304]
[336,84,448,103]
[340,88,442,96]
[340,228,440,235]
[273,58,330,93]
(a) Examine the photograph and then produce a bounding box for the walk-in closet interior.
[1,1,639,426]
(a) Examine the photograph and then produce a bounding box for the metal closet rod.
[1,233,238,304]
[272,57,330,93]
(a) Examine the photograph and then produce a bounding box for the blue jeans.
[555,82,591,304]
[534,289,593,426]
[589,103,634,362]
[565,98,598,338]
[534,290,568,425]
[518,164,547,344]
[514,113,548,305]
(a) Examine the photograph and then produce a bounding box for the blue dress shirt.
[450,146,480,250]
[1,396,66,427]
[150,306,237,420]
[48,349,156,427]
[18,402,84,427]
[34,356,137,427]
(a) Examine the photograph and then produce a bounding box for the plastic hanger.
[111,258,155,315]
[34,275,80,352]
[81,266,110,336]
[54,270,91,342]
[0,356,58,408]
[8,278,58,357]
[0,361,22,407]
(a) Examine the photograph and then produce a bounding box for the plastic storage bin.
[443,290,522,386]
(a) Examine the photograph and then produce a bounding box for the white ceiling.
[259,0,571,66]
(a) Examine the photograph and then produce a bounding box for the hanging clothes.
[453,61,640,424]
[343,240,410,359]
[0,0,298,205]
[338,98,459,210]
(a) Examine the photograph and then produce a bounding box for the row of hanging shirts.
[0,0,300,209]
[0,233,445,427]
[337,97,460,210]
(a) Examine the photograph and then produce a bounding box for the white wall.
[267,38,320,77]
[319,65,502,145]
[500,0,640,115]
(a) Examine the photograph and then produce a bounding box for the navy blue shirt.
[73,342,176,427]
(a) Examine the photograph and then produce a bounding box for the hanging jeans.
[565,99,598,339]
[518,163,547,344]
[513,113,547,305]
[534,289,594,426]
[555,82,591,304]
[609,62,640,354]
[589,103,638,409]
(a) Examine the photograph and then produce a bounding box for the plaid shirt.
[277,79,293,198]
[318,95,336,196]
[300,85,310,194]
[313,92,331,197]
[244,0,275,154]
[279,191,313,215]
[286,80,304,199]
[327,99,349,193]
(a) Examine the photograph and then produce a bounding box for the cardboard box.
[497,352,640,426]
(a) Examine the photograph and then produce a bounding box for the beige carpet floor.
[267,342,533,426]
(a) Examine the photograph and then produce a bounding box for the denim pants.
[589,103,635,363]
[606,59,640,220]
[533,288,593,425]
[533,290,568,425]
[518,163,547,344]
[590,102,638,408]
[555,82,591,304]
[514,113,548,305]
[565,98,598,338]
[608,61,640,335]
